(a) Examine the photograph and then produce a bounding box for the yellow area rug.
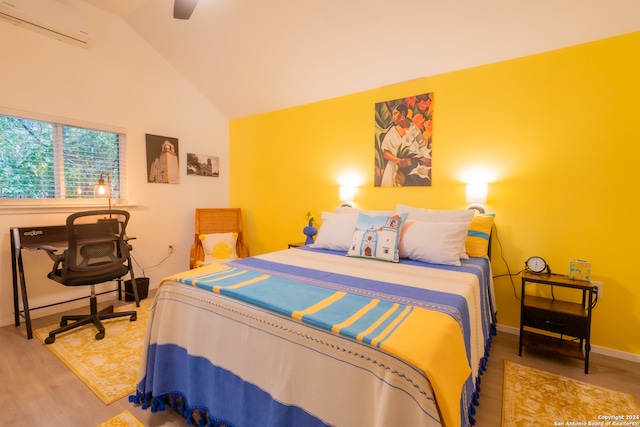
[502,360,640,426]
[96,410,145,427]
[34,298,153,405]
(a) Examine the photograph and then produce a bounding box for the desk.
[10,224,125,339]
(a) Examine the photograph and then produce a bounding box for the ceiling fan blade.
[174,0,198,19]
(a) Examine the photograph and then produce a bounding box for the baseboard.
[0,287,155,329]
[496,324,640,364]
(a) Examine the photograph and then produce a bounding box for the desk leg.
[16,254,33,339]
[11,233,20,327]
[128,257,140,308]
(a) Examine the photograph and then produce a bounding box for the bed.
[131,207,496,427]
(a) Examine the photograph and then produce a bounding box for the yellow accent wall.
[231,31,640,356]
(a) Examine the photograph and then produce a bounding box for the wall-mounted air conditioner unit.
[0,0,91,47]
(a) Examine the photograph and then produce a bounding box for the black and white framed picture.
[146,134,180,184]
[186,152,219,177]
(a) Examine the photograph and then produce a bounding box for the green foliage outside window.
[0,114,122,200]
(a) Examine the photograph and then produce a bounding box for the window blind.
[0,108,127,204]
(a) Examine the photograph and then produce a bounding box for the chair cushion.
[50,263,130,286]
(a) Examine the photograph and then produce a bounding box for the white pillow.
[396,204,474,259]
[200,232,238,265]
[334,207,397,216]
[312,212,358,251]
[396,204,475,222]
[398,220,470,266]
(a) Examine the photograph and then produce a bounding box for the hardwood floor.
[1,297,638,427]
[474,331,640,426]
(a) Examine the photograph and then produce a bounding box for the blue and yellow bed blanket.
[132,246,495,427]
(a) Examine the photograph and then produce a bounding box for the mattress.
[131,246,495,427]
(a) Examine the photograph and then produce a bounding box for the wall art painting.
[187,153,219,177]
[146,134,180,184]
[374,92,433,187]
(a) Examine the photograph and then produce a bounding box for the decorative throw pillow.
[465,214,495,257]
[312,212,358,251]
[347,212,408,262]
[398,220,471,266]
[200,232,238,265]
[396,204,474,259]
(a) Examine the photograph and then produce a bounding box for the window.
[0,111,126,205]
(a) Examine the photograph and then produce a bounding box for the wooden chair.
[189,208,249,268]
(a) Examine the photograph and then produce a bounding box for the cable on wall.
[491,223,522,301]
[131,250,173,278]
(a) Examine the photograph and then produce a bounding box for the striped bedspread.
[132,247,495,427]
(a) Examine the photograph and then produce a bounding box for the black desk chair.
[38,210,139,344]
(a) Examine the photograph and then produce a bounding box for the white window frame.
[0,107,128,213]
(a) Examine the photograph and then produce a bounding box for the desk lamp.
[94,173,112,211]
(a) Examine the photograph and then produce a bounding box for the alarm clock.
[525,256,550,274]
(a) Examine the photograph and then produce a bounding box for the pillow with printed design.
[347,212,408,262]
[198,232,238,267]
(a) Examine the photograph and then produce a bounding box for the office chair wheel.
[45,336,55,344]
[130,313,137,321]
[95,331,105,340]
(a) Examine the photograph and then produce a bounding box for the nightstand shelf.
[520,331,585,360]
[519,271,596,373]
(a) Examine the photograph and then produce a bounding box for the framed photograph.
[146,134,180,184]
[187,153,219,177]
[374,92,433,187]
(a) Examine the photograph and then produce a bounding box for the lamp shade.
[339,186,355,203]
[94,173,112,210]
[94,175,109,198]
[466,183,487,204]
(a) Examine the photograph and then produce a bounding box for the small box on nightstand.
[569,259,591,281]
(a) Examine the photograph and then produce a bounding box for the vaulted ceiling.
[82,0,640,119]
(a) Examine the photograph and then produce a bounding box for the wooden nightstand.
[288,242,306,248]
[519,271,597,373]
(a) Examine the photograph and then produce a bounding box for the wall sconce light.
[466,183,487,213]
[94,173,112,210]
[339,185,355,207]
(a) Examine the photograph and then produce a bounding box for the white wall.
[0,1,230,327]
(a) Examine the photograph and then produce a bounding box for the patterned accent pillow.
[347,212,408,262]
[199,232,238,266]
[465,214,495,257]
